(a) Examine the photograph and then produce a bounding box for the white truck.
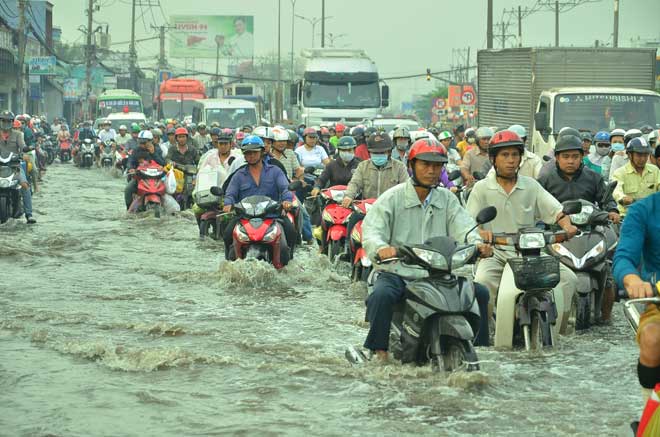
[477,47,660,156]
[290,48,389,126]
[190,99,258,130]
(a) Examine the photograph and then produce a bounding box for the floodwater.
[0,163,642,436]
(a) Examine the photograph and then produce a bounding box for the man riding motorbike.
[222,135,296,262]
[391,127,412,164]
[612,137,660,218]
[115,125,130,148]
[0,110,36,223]
[166,127,199,166]
[361,139,493,360]
[124,130,166,209]
[461,127,493,185]
[466,130,579,334]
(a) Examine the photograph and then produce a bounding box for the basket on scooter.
[507,255,560,291]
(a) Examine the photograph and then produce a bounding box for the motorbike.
[44,135,56,165]
[0,153,23,223]
[79,139,95,169]
[114,145,128,175]
[128,161,166,218]
[347,206,498,371]
[59,139,72,163]
[349,198,376,282]
[547,196,618,330]
[489,201,582,350]
[318,185,352,261]
[173,163,197,210]
[302,166,324,225]
[100,140,115,169]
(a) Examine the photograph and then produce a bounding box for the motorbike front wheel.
[431,336,479,372]
[524,311,554,351]
[576,294,591,331]
[328,239,342,262]
[146,202,161,218]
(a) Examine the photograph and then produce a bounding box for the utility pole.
[555,0,559,47]
[465,47,470,83]
[85,0,95,119]
[518,5,522,47]
[290,0,296,81]
[321,0,325,48]
[129,0,137,93]
[158,26,165,69]
[487,0,493,49]
[613,0,619,48]
[277,0,282,122]
[16,0,27,114]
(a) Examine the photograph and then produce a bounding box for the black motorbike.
[0,153,24,223]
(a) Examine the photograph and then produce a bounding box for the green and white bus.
[96,89,143,118]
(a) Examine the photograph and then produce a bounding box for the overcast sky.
[52,0,660,108]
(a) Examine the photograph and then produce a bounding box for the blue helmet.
[594,131,610,144]
[241,134,265,151]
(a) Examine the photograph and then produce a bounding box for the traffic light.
[426,68,431,81]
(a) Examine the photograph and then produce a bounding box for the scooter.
[489,201,582,350]
[0,153,23,223]
[173,163,197,210]
[547,198,618,330]
[318,185,352,261]
[349,198,376,282]
[44,135,56,165]
[128,161,166,218]
[347,206,498,371]
[79,139,95,169]
[100,140,115,169]
[59,139,72,163]
[114,145,128,175]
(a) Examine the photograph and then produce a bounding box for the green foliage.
[413,86,448,125]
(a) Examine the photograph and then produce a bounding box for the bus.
[96,89,143,119]
[157,78,206,121]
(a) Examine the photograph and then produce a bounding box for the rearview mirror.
[562,200,582,215]
[210,186,224,197]
[542,155,551,162]
[534,111,548,131]
[473,171,485,181]
[381,85,389,108]
[447,169,461,181]
[476,206,497,225]
[288,180,303,191]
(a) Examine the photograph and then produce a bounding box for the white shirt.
[295,145,328,168]
[225,31,254,58]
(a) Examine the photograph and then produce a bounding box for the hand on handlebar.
[477,243,493,258]
[341,197,353,208]
[282,201,293,211]
[608,211,621,224]
[376,246,398,262]
[565,224,579,239]
[310,188,320,197]
[223,205,232,213]
[624,276,655,299]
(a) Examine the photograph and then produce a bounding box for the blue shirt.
[224,163,293,206]
[613,192,660,287]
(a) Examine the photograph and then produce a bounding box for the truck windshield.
[553,93,660,132]
[98,99,143,117]
[205,108,257,129]
[303,81,380,109]
[162,101,196,120]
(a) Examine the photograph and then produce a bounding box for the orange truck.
[157,78,206,121]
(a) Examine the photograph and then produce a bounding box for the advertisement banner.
[63,78,80,101]
[170,15,254,59]
[28,56,56,75]
[448,85,462,107]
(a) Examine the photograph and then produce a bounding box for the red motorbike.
[319,185,353,261]
[59,140,72,162]
[128,161,166,218]
[349,198,376,282]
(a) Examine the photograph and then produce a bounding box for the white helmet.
[508,124,527,139]
[253,126,275,140]
[392,126,411,140]
[119,124,127,131]
[476,126,494,139]
[138,130,154,141]
[272,127,289,142]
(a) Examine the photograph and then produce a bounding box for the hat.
[367,133,393,152]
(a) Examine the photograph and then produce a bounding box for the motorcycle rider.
[318,127,335,156]
[124,130,166,209]
[166,127,199,167]
[98,119,116,143]
[467,130,579,335]
[362,139,493,359]
[312,136,361,195]
[352,126,370,161]
[537,134,620,322]
[193,123,210,150]
[609,128,639,178]
[222,135,296,261]
[391,127,412,164]
[329,123,346,149]
[506,124,543,178]
[456,127,475,158]
[612,137,660,217]
[115,125,130,148]
[460,127,493,185]
[271,127,303,181]
[451,124,466,151]
[0,111,35,224]
[584,131,612,176]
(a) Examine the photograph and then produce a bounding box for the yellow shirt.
[612,162,660,215]
[456,140,473,158]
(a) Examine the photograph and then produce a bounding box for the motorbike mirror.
[288,180,303,191]
[304,166,317,175]
[603,180,617,205]
[562,200,582,215]
[476,206,497,225]
[210,186,223,197]
[472,171,485,181]
[447,169,461,181]
[542,155,551,162]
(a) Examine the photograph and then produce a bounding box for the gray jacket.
[345,158,408,200]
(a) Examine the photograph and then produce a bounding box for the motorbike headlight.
[585,240,605,260]
[551,243,572,258]
[570,205,593,225]
[235,224,250,242]
[0,179,10,188]
[518,232,546,249]
[412,247,448,270]
[263,225,279,242]
[451,246,476,269]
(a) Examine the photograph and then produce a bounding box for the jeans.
[17,167,32,216]
[364,272,490,351]
[124,180,137,209]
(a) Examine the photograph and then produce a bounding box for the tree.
[413,86,448,126]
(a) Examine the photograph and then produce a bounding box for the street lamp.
[290,0,296,81]
[295,14,333,48]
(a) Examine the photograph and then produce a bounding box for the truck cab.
[532,87,660,156]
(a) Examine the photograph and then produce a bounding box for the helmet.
[476,126,494,139]
[627,137,652,154]
[366,133,393,153]
[175,127,188,137]
[138,130,154,142]
[302,127,317,138]
[0,110,14,125]
[253,126,275,140]
[197,122,207,129]
[641,125,654,135]
[392,126,411,140]
[649,130,659,143]
[464,127,476,138]
[624,129,643,144]
[152,128,163,138]
[488,130,524,157]
[130,123,140,133]
[235,131,246,142]
[365,127,377,138]
[166,127,176,136]
[351,126,365,140]
[408,139,448,163]
[337,136,357,150]
[594,131,610,144]
[508,124,527,139]
[610,128,626,138]
[210,121,220,128]
[554,135,583,155]
[210,127,222,136]
[320,127,330,137]
[218,129,233,142]
[273,127,289,142]
[437,130,453,141]
[189,123,197,130]
[101,118,110,126]
[118,124,127,131]
[429,127,440,138]
[580,131,593,142]
[335,123,346,133]
[241,135,265,151]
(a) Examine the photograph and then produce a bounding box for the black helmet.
[218,130,233,142]
[579,132,592,142]
[366,133,392,153]
[365,127,377,137]
[554,135,583,155]
[166,127,176,136]
[557,127,580,139]
[352,126,365,140]
[337,136,357,150]
[287,129,298,144]
[627,137,652,154]
[0,110,14,121]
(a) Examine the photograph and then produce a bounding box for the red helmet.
[488,130,524,157]
[408,139,448,163]
[320,127,330,136]
[335,123,346,133]
[174,127,188,137]
[302,127,317,137]
[235,131,245,141]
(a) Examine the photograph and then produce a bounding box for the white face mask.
[467,137,476,144]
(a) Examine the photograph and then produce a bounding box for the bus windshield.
[205,108,257,129]
[303,81,381,109]
[553,93,660,132]
[97,99,143,117]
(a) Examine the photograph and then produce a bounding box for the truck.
[190,99,258,130]
[477,47,659,155]
[157,78,206,121]
[290,48,389,126]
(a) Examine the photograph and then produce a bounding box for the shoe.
[25,215,36,224]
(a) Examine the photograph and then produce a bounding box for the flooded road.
[0,163,643,436]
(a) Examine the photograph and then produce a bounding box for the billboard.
[170,16,254,59]
[28,56,56,75]
[63,78,80,101]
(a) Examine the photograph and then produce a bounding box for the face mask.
[596,145,611,156]
[371,153,388,166]
[339,151,354,162]
[467,137,476,144]
[612,142,625,152]
[395,139,409,149]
